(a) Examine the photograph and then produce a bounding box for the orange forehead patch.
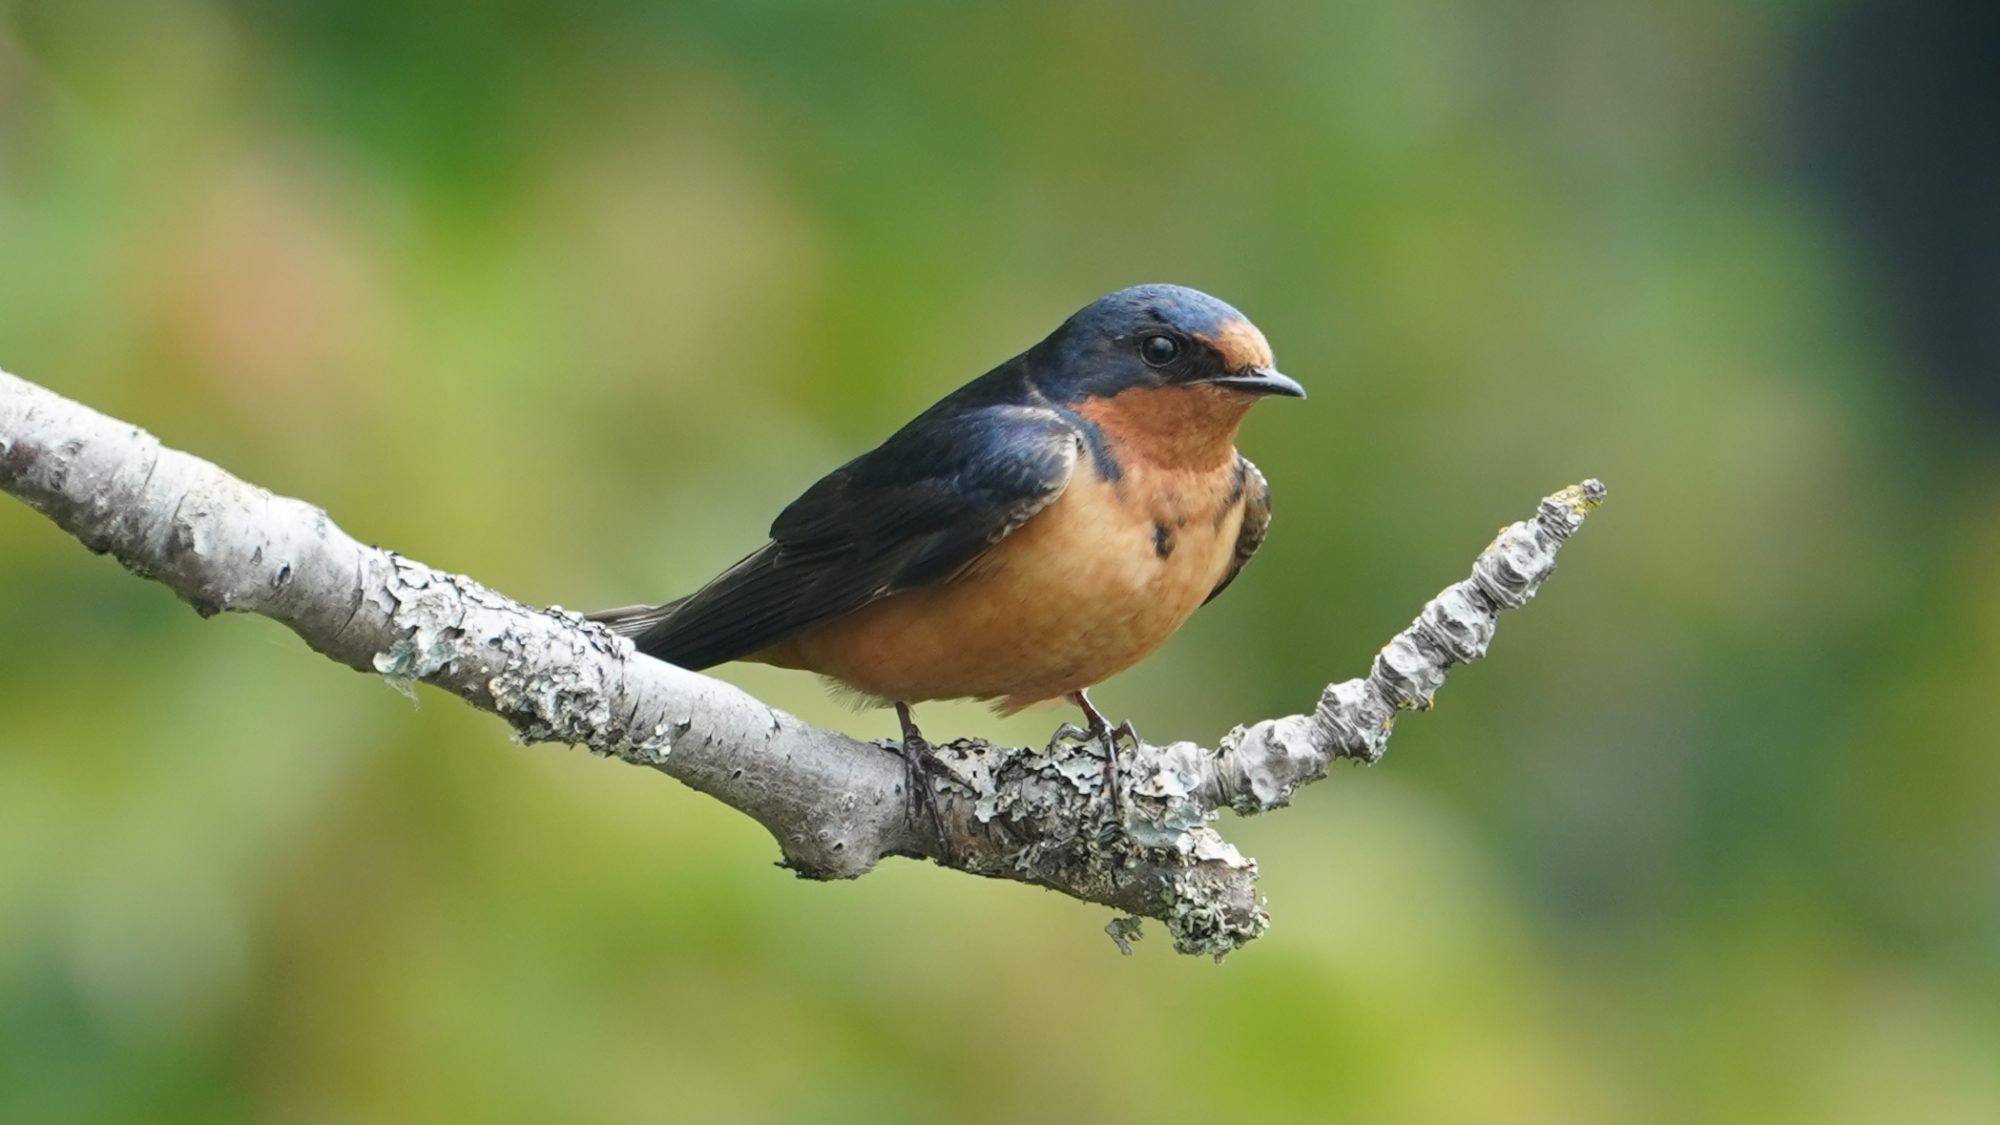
[1194,318,1274,371]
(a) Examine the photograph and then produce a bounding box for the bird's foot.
[1065,691,1138,813]
[893,702,954,861]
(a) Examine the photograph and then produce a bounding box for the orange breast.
[759,451,1247,711]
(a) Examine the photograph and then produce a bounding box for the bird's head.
[1025,285,1302,466]
[1028,284,1305,406]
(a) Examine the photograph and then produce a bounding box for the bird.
[590,283,1304,834]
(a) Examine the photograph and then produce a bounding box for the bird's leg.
[893,701,952,858]
[1068,690,1137,800]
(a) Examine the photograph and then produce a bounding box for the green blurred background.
[3,1,1996,1122]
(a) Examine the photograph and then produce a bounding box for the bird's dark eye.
[1140,334,1180,367]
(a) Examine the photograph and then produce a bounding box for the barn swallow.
[591,283,1303,834]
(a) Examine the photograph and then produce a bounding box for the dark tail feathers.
[584,598,689,643]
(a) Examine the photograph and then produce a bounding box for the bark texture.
[0,369,1604,956]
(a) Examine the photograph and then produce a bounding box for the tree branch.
[0,369,1604,956]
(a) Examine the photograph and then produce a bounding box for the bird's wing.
[1204,454,1271,605]
[628,405,1081,670]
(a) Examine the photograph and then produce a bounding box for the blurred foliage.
[2,1,1997,1122]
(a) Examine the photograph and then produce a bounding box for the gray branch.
[0,368,1604,957]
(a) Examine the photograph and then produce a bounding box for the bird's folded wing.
[1204,454,1271,605]
[630,405,1081,670]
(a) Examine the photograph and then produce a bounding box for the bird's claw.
[1045,722,1092,752]
[1049,712,1134,815]
[1045,718,1139,752]
[1107,718,1141,749]
[893,704,955,863]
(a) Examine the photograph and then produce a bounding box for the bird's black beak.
[1205,366,1307,399]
